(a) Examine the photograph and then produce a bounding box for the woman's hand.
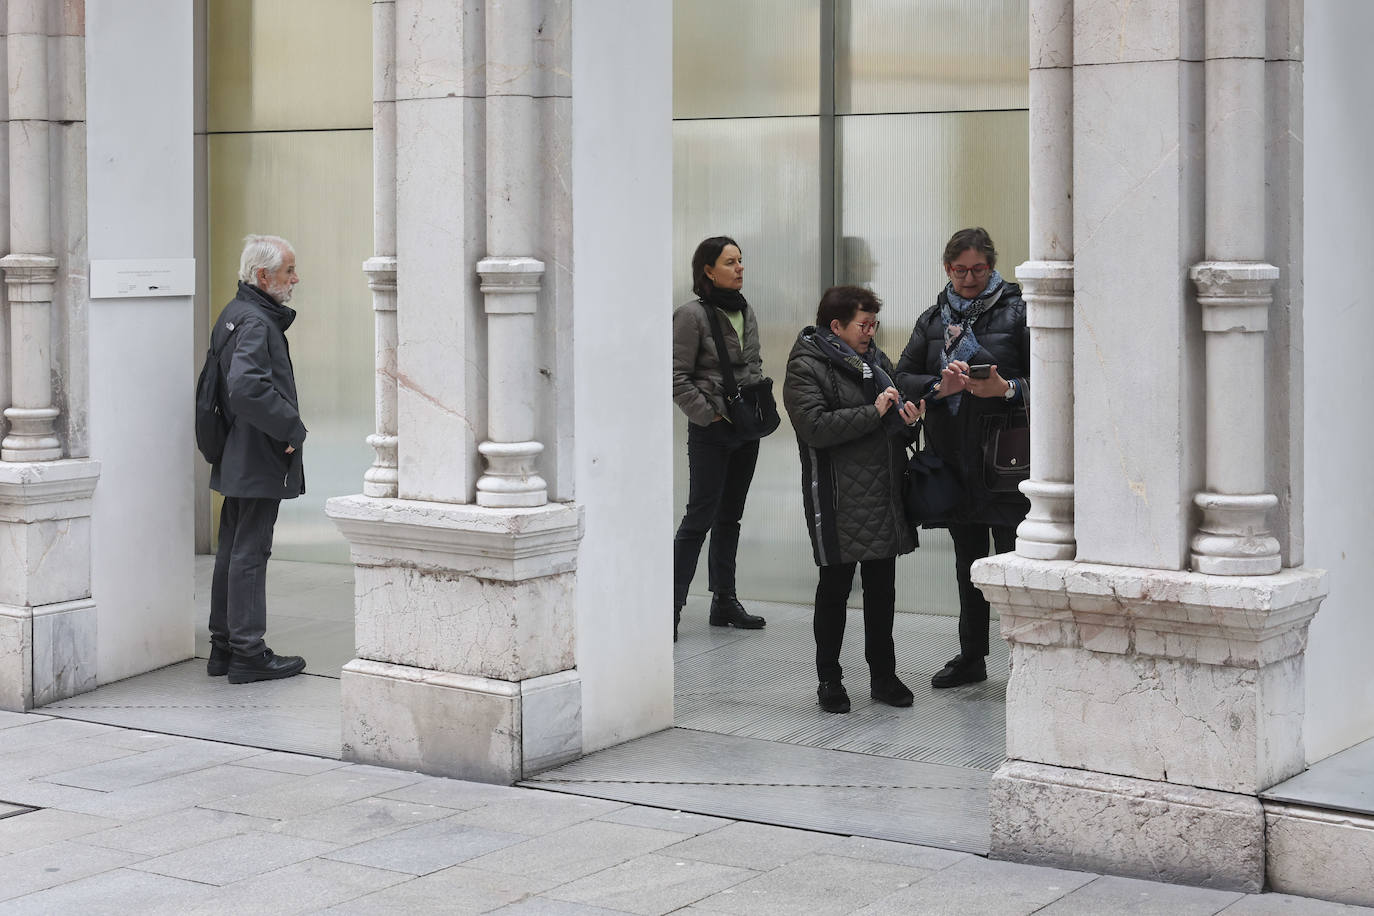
[898,398,924,426]
[874,386,902,416]
[936,361,969,398]
[965,365,1011,399]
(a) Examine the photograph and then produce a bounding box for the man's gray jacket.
[208,281,307,500]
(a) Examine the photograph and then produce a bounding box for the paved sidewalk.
[0,712,1364,915]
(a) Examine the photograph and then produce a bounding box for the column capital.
[477,256,545,292]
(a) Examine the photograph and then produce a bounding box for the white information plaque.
[90,258,196,298]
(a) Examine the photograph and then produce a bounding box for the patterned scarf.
[814,327,896,395]
[939,269,1005,415]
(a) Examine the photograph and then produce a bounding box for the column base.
[974,554,1327,794]
[991,760,1264,892]
[341,658,581,783]
[326,494,585,782]
[1191,491,1281,575]
[1015,479,1075,560]
[476,440,547,507]
[0,460,102,710]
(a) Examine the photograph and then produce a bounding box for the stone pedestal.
[0,459,101,709]
[974,553,1326,891]
[326,494,583,783]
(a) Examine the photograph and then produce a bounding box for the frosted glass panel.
[836,109,1029,614]
[835,0,1029,115]
[837,111,1030,307]
[673,0,821,118]
[673,117,824,606]
[208,0,372,132]
[208,130,374,562]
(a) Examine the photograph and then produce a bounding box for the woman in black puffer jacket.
[784,286,923,714]
[896,227,1030,690]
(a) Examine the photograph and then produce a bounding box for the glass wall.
[674,1,1029,612]
[205,0,374,562]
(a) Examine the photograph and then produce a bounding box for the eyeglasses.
[855,319,879,333]
[949,264,990,279]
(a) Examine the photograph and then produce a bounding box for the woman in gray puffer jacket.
[783,286,923,714]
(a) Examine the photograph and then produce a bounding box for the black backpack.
[194,322,240,464]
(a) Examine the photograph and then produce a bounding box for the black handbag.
[701,302,780,440]
[903,420,964,525]
[983,393,1030,492]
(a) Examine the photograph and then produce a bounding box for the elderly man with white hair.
[204,234,309,684]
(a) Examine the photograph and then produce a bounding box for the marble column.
[327,0,582,784]
[1014,0,1075,561]
[475,0,547,508]
[974,0,1328,892]
[1189,0,1280,575]
[0,0,100,710]
[3,0,59,461]
[361,0,399,500]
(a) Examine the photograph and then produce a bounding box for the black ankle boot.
[206,644,232,677]
[709,594,766,629]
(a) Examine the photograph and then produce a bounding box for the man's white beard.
[266,280,293,303]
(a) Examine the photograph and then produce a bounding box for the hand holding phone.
[967,364,992,379]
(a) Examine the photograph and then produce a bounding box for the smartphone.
[967,364,992,379]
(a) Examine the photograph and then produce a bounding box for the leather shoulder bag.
[700,301,781,440]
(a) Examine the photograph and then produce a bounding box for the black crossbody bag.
[700,301,780,440]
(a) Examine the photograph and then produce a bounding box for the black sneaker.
[227,648,307,685]
[870,675,914,707]
[817,680,850,713]
[930,655,987,689]
[206,644,232,677]
[709,594,766,629]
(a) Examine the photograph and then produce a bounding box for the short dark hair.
[816,285,882,328]
[942,227,997,269]
[691,236,741,299]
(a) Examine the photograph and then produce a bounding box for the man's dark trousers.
[210,496,280,656]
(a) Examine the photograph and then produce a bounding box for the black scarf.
[703,285,748,313]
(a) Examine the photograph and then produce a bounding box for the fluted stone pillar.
[327,0,582,784]
[976,0,1328,892]
[1014,0,1075,560]
[0,0,100,710]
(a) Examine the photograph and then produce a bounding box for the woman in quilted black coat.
[895,227,1030,690]
[783,286,924,714]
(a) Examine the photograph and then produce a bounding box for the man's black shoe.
[206,645,232,677]
[930,655,987,689]
[227,648,307,684]
[817,680,850,713]
[709,594,766,629]
[871,675,914,707]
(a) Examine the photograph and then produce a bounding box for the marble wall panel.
[1073,0,1202,66]
[340,660,521,783]
[521,670,581,774]
[0,611,33,711]
[31,599,97,705]
[394,0,485,101]
[1072,58,1204,568]
[991,759,1264,892]
[1005,643,1304,794]
[0,517,91,607]
[1265,803,1374,907]
[394,94,487,503]
[353,565,575,681]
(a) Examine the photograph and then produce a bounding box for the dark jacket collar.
[236,281,297,332]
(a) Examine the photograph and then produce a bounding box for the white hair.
[238,235,294,284]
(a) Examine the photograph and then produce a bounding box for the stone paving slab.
[0,711,1366,915]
